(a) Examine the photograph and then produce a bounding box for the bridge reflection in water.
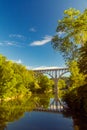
[33,66,69,112]
[33,99,64,113]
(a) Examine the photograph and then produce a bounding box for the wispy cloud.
[0,41,16,46]
[26,66,34,70]
[9,34,26,40]
[11,59,22,64]
[0,41,22,47]
[30,35,52,46]
[29,27,36,32]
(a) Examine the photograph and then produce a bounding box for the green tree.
[58,79,66,99]
[32,73,53,95]
[52,8,87,61]
[37,74,53,94]
[12,63,33,97]
[0,55,15,99]
[68,60,86,88]
[52,8,87,114]
[0,54,34,99]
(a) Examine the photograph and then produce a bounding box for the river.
[0,95,87,130]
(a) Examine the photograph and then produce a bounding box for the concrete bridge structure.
[33,67,69,111]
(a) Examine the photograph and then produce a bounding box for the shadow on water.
[62,107,87,130]
[0,95,87,130]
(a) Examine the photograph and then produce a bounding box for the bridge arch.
[33,67,69,78]
[33,67,69,110]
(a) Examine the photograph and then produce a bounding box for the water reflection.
[0,94,50,130]
[0,95,87,130]
[0,98,32,130]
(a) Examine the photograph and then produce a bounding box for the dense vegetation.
[52,8,87,115]
[0,54,54,100]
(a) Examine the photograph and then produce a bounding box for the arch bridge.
[33,67,69,111]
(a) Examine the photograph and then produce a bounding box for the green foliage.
[0,54,33,99]
[61,60,86,114]
[52,8,87,115]
[68,60,86,88]
[58,79,66,98]
[52,8,87,60]
[61,60,86,110]
[0,54,54,100]
[0,56,15,98]
[31,73,54,95]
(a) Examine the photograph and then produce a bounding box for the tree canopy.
[52,8,87,115]
[52,8,87,61]
[0,54,53,100]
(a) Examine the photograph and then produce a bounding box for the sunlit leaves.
[64,8,80,17]
[58,79,66,99]
[52,8,87,60]
[68,60,86,91]
[52,8,87,114]
[0,54,33,99]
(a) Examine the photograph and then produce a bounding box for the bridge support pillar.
[33,67,68,111]
[54,78,59,110]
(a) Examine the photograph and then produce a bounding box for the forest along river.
[0,95,87,130]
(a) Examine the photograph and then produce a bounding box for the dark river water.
[7,111,73,130]
[0,95,87,130]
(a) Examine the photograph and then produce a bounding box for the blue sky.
[0,0,87,69]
